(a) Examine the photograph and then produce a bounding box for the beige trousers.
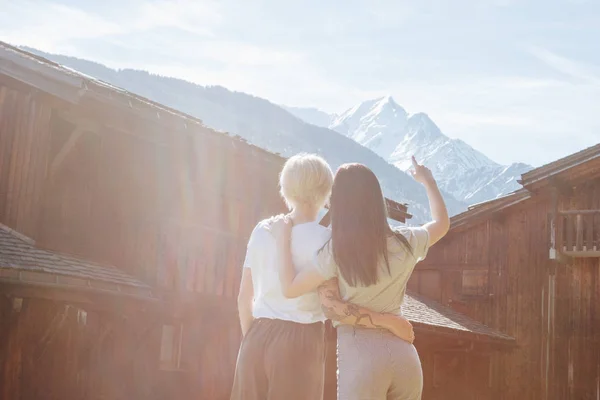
[337,326,423,400]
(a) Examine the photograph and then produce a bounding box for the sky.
[1,0,599,167]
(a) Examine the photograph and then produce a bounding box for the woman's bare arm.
[270,217,414,342]
[237,268,254,336]
[317,279,414,342]
[410,156,450,246]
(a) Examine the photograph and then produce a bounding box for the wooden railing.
[558,210,600,257]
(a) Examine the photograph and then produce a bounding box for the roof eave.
[411,321,517,347]
[520,144,600,189]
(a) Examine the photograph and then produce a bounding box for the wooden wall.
[0,77,286,295]
[0,83,53,238]
[0,77,287,399]
[412,178,600,400]
[0,296,160,400]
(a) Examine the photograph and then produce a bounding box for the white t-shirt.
[243,219,331,324]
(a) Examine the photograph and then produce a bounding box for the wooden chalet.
[0,42,516,399]
[412,143,600,399]
[0,41,291,399]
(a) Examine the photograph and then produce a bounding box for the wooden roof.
[385,198,412,222]
[449,143,600,231]
[519,143,600,190]
[0,41,412,222]
[404,291,515,344]
[450,189,532,230]
[0,41,282,166]
[0,224,155,301]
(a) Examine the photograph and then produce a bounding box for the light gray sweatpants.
[337,326,423,400]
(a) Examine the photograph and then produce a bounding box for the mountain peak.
[408,112,433,123]
[371,95,404,112]
[376,95,396,105]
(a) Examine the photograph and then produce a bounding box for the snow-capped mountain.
[289,96,532,205]
[24,48,467,224]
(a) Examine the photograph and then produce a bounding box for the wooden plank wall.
[0,83,52,238]
[31,95,285,295]
[0,81,287,399]
[551,180,600,400]
[413,178,600,400]
[0,296,160,400]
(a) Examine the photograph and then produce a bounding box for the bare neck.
[290,205,320,225]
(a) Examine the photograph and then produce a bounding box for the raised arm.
[317,279,414,343]
[410,156,450,246]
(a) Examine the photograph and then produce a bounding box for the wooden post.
[575,214,583,252]
[1,297,25,400]
[585,214,594,251]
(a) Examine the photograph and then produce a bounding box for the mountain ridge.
[287,96,533,205]
[22,47,468,223]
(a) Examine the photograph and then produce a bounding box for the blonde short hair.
[279,153,334,210]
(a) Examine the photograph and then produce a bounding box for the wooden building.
[0,42,516,400]
[0,41,290,399]
[411,144,600,400]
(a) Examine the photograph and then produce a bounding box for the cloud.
[0,0,598,167]
[528,45,600,85]
[0,0,221,52]
[0,2,122,52]
[133,0,222,36]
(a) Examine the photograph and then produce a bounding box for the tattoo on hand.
[320,288,385,329]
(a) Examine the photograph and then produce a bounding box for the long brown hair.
[326,163,412,287]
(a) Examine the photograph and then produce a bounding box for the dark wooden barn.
[0,41,290,399]
[411,144,600,400]
[0,42,517,400]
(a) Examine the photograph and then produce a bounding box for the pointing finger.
[411,156,419,168]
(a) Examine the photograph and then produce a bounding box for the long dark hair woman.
[270,157,450,400]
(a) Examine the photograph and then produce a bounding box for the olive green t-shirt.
[315,227,430,326]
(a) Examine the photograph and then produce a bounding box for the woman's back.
[316,226,429,323]
[320,226,429,400]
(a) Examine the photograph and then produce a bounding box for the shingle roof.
[0,224,155,300]
[404,291,514,343]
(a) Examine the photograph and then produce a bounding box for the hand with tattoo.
[318,279,415,344]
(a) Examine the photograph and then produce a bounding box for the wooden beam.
[0,283,155,315]
[1,298,26,400]
[49,126,83,178]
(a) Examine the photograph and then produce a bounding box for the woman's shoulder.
[390,225,415,239]
[389,225,430,260]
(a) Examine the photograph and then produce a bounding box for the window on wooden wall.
[160,324,184,371]
[461,270,488,297]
